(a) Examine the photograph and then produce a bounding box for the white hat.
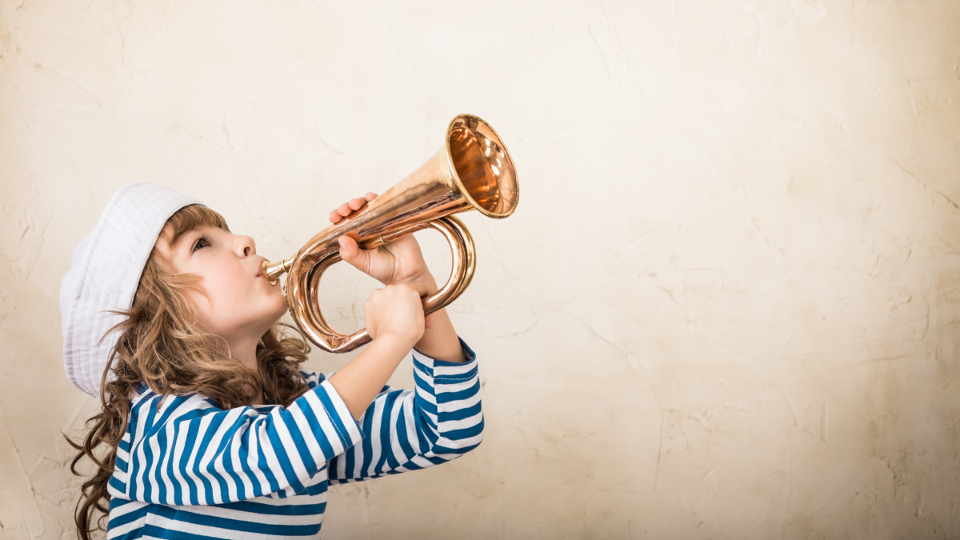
[60,183,204,397]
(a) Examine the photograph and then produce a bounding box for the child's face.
[154,223,288,343]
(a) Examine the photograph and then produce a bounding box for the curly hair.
[65,205,311,540]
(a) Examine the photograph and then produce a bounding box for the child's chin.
[269,300,290,321]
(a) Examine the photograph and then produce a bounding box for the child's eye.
[192,235,210,252]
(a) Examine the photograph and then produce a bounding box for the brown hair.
[65,205,311,540]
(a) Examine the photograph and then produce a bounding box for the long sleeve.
[107,379,363,506]
[327,338,483,483]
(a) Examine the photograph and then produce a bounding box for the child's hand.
[333,194,462,364]
[363,284,425,346]
[331,193,437,292]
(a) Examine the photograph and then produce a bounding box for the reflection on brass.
[262,114,519,353]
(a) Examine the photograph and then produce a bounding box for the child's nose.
[237,235,256,257]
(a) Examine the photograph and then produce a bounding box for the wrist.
[373,329,421,352]
[395,272,438,295]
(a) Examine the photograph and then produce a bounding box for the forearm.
[415,306,466,363]
[412,276,466,363]
[328,334,413,419]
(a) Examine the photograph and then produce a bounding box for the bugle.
[262,113,519,353]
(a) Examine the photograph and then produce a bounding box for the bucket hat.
[59,183,203,397]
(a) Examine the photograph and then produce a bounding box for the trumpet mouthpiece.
[262,257,294,286]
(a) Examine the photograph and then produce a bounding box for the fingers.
[330,198,364,223]
[330,193,380,224]
[330,199,363,224]
[362,283,426,344]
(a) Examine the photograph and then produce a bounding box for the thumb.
[338,236,369,271]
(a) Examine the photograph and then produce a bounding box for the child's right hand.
[363,283,425,346]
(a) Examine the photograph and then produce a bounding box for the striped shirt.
[106,340,482,539]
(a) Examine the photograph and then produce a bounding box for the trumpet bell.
[447,115,519,219]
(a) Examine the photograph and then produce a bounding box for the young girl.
[61,183,483,539]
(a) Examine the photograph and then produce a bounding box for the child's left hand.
[330,193,438,294]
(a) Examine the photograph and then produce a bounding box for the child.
[61,183,483,539]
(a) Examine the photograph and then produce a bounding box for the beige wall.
[2,1,960,538]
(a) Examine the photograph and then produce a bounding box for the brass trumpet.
[262,114,519,353]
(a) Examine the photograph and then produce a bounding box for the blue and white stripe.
[106,340,481,539]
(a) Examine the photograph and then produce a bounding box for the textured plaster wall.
[2,0,960,538]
